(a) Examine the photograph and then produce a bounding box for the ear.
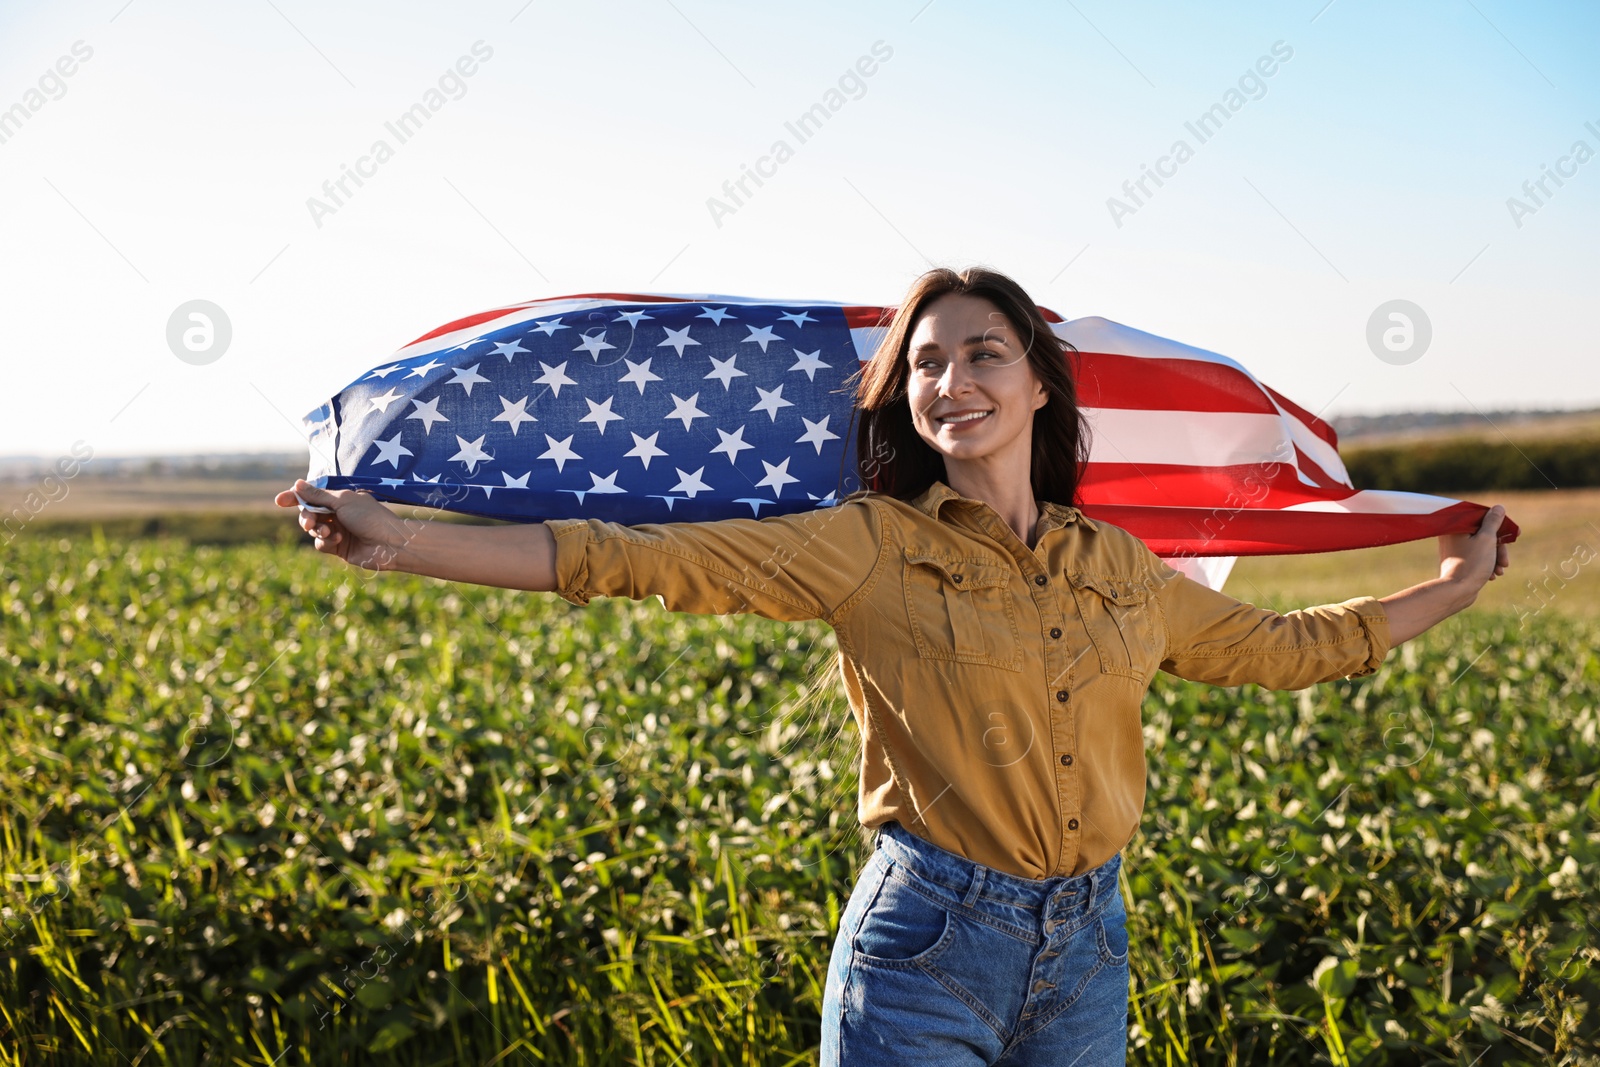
[1031,374,1049,411]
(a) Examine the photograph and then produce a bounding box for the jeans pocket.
[1096,895,1130,965]
[851,862,954,968]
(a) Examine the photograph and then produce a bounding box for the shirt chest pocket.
[903,551,1023,672]
[1069,573,1164,680]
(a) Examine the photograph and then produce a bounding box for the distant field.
[1338,409,1600,450]
[10,477,1595,619]
[2,476,290,517]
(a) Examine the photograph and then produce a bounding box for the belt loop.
[963,865,986,907]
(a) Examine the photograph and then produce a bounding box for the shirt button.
[1059,753,1073,766]
[1034,574,1047,586]
[1056,690,1069,703]
[1067,818,1080,831]
[1049,627,1062,639]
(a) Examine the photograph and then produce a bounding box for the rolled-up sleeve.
[1151,560,1392,689]
[543,497,882,624]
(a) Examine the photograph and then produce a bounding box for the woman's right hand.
[274,479,409,570]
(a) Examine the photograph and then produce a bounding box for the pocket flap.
[1069,572,1151,605]
[905,551,1012,590]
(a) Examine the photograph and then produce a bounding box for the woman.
[277,267,1510,1064]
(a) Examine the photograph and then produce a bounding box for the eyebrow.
[911,333,1012,354]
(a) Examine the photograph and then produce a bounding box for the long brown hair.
[839,266,1091,507]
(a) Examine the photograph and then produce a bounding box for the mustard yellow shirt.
[545,479,1391,880]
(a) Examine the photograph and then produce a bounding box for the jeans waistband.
[872,821,1121,914]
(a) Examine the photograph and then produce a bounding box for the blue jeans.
[820,822,1129,1065]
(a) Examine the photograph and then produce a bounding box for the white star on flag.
[579,396,624,435]
[778,310,816,328]
[450,434,493,473]
[370,432,413,468]
[704,354,746,390]
[365,364,403,380]
[530,318,568,336]
[407,397,450,434]
[710,426,754,464]
[750,384,793,421]
[575,332,616,360]
[539,433,582,472]
[797,415,840,454]
[535,360,577,397]
[405,358,444,379]
[562,470,627,504]
[492,339,529,362]
[367,387,403,414]
[449,363,490,396]
[620,431,665,470]
[502,470,532,488]
[658,326,700,356]
[788,350,831,381]
[755,457,799,496]
[742,325,781,352]
[625,431,668,469]
[696,307,735,324]
[491,395,536,435]
[619,358,663,394]
[614,310,654,327]
[665,392,708,430]
[671,466,712,497]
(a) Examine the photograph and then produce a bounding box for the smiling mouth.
[937,409,992,425]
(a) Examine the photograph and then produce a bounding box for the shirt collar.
[907,479,1097,532]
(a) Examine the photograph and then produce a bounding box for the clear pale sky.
[2,0,1595,459]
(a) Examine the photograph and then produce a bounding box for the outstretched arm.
[1378,504,1510,644]
[1152,504,1512,689]
[274,479,558,591]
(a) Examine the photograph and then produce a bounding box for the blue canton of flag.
[303,295,874,523]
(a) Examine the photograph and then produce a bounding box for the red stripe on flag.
[1082,501,1513,557]
[405,307,525,347]
[1291,444,1349,491]
[1072,352,1279,414]
[1080,461,1350,508]
[843,306,893,329]
[403,293,702,347]
[1264,383,1339,449]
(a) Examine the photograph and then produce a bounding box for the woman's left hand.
[1438,504,1511,595]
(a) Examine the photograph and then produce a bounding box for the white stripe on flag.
[1082,408,1295,469]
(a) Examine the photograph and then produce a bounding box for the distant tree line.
[1344,436,1600,493]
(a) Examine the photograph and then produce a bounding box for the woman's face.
[904,292,1048,475]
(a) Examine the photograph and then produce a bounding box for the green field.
[2,529,1597,1065]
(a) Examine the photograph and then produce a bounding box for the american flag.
[303,292,1516,591]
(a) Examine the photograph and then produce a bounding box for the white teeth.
[939,410,991,423]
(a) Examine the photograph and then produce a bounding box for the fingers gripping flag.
[302,291,1517,592]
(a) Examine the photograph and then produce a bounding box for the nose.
[937,359,974,398]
